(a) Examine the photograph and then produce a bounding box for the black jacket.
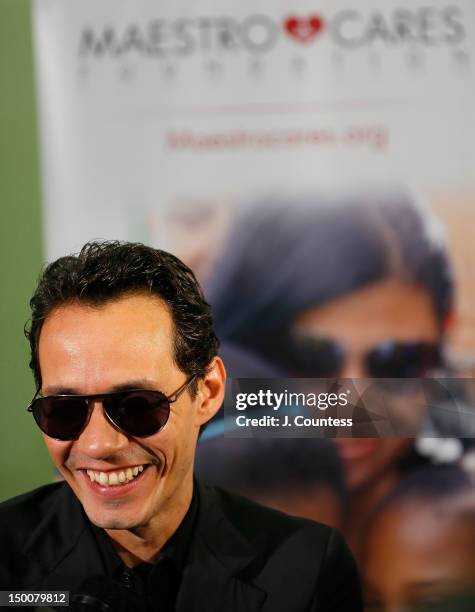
[0,481,362,611]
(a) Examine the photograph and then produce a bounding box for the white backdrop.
[33,0,474,261]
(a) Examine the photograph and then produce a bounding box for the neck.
[344,471,399,560]
[105,477,193,567]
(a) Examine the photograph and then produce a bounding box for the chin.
[94,519,136,530]
[87,509,148,531]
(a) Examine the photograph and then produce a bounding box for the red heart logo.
[284,15,325,43]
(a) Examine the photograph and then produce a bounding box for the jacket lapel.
[22,482,267,611]
[22,484,106,590]
[176,484,266,612]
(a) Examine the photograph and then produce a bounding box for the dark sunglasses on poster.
[27,375,197,441]
[283,334,442,378]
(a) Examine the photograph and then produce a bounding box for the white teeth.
[86,465,145,487]
[99,472,108,486]
[108,472,119,485]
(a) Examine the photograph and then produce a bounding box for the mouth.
[85,465,146,487]
[333,439,381,461]
[80,464,153,496]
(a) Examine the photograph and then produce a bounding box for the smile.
[85,465,145,486]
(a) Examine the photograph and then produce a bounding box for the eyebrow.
[42,380,159,396]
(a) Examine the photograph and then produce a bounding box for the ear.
[194,356,226,427]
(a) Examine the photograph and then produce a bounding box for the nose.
[74,400,129,458]
[339,354,367,379]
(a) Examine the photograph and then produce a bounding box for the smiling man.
[0,241,362,611]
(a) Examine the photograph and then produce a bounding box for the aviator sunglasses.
[281,334,442,378]
[27,375,197,441]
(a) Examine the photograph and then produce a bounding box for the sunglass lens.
[106,391,170,437]
[33,397,89,441]
[367,342,440,378]
[290,335,344,377]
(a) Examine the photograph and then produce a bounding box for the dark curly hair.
[25,241,219,394]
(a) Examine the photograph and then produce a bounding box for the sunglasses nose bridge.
[71,397,95,438]
[85,397,118,431]
[339,353,367,379]
[73,396,129,456]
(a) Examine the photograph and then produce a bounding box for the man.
[0,241,362,611]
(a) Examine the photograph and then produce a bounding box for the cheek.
[359,440,409,471]
[169,403,199,442]
[149,412,195,463]
[43,435,71,469]
[375,440,412,468]
[163,414,198,473]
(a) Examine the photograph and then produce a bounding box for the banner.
[31,4,475,597]
[33,0,475,356]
